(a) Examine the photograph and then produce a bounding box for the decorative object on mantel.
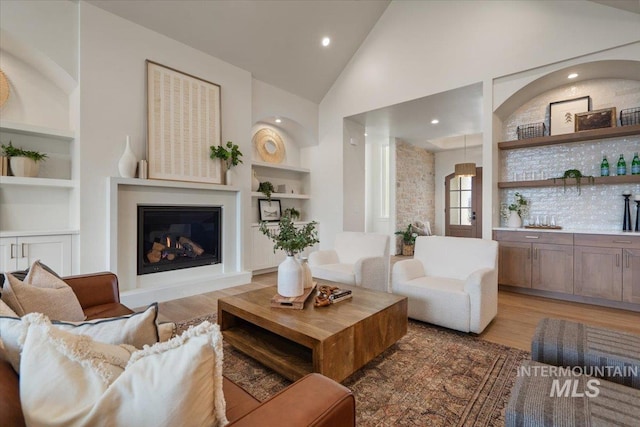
[620,107,640,127]
[259,213,319,297]
[258,181,275,201]
[0,69,9,108]
[1,141,47,178]
[146,60,222,184]
[454,134,475,178]
[251,169,260,191]
[552,169,594,195]
[635,196,640,232]
[549,96,590,136]
[209,141,243,185]
[575,107,616,132]
[501,192,529,228]
[253,128,285,164]
[118,135,137,178]
[516,122,546,140]
[138,159,148,179]
[622,192,632,232]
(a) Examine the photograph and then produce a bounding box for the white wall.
[79,2,252,278]
[313,0,640,245]
[343,119,366,231]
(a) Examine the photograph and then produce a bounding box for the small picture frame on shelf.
[258,199,282,222]
[549,96,591,136]
[575,107,617,132]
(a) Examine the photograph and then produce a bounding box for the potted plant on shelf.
[502,192,529,228]
[209,141,243,185]
[259,212,319,297]
[395,224,418,256]
[1,141,48,178]
[258,181,275,201]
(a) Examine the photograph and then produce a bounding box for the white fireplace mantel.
[107,177,250,307]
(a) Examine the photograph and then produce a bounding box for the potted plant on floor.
[259,211,319,297]
[1,141,48,177]
[209,141,243,185]
[395,224,418,256]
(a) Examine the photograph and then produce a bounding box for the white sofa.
[392,236,498,334]
[308,232,390,293]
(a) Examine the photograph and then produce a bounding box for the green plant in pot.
[258,181,275,202]
[259,212,319,297]
[209,141,243,185]
[552,169,594,195]
[1,141,48,178]
[501,192,529,228]
[395,224,418,256]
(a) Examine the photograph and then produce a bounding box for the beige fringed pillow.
[1,260,85,321]
[20,314,227,427]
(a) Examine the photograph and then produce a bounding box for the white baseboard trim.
[120,271,252,308]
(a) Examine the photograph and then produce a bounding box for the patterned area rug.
[176,315,529,426]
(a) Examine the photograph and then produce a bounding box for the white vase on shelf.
[251,170,260,192]
[118,136,137,178]
[278,255,303,297]
[507,211,522,228]
[225,168,233,186]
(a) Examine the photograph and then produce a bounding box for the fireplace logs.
[146,234,206,264]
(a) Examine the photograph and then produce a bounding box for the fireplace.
[137,205,222,275]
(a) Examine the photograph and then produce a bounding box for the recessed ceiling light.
[364,133,368,137]
[568,73,578,79]
[275,118,282,123]
[322,37,331,47]
[431,119,439,124]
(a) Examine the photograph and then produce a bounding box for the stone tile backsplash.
[500,79,640,231]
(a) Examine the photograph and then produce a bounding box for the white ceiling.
[87,0,390,103]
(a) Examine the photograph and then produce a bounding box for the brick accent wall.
[395,140,435,254]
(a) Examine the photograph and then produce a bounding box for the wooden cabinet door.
[623,248,640,304]
[574,246,622,301]
[498,241,531,288]
[532,243,574,293]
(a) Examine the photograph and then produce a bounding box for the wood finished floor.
[155,269,640,352]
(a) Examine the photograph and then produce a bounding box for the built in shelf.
[0,120,75,141]
[251,191,310,200]
[0,176,77,188]
[498,124,640,150]
[0,229,80,238]
[109,176,240,192]
[498,174,640,189]
[251,161,310,174]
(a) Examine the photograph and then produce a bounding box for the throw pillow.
[20,314,227,427]
[1,260,85,321]
[0,298,17,317]
[0,261,61,289]
[0,303,160,373]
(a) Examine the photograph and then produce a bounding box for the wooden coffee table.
[218,283,407,382]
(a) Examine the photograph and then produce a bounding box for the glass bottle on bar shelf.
[632,152,640,175]
[600,155,609,177]
[617,154,627,176]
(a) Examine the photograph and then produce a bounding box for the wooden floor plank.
[153,270,640,352]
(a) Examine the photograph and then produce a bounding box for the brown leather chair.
[0,272,355,426]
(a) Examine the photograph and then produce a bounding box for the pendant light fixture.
[454,134,476,178]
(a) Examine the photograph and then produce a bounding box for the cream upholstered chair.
[392,235,498,334]
[308,232,391,293]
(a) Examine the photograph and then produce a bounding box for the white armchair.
[392,236,498,334]
[308,232,391,293]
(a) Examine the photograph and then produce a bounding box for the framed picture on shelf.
[575,107,617,132]
[549,96,591,136]
[258,199,282,222]
[146,60,222,184]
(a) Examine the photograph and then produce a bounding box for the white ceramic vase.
[278,255,304,297]
[118,136,137,178]
[251,170,260,192]
[299,256,313,288]
[225,169,233,186]
[507,211,522,228]
[9,157,39,177]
